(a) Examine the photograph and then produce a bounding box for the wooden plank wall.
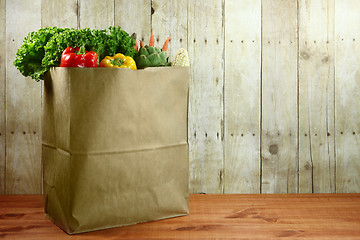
[5,0,42,194]
[188,0,224,193]
[299,0,335,193]
[261,0,299,193]
[224,0,261,193]
[0,0,359,194]
[334,0,360,193]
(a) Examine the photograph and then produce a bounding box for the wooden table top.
[0,194,360,239]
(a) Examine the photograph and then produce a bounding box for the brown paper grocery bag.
[42,67,189,234]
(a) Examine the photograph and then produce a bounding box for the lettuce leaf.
[107,26,136,59]
[13,26,66,81]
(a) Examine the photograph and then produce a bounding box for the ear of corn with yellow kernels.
[172,48,190,67]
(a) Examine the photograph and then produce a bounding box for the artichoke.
[134,46,171,69]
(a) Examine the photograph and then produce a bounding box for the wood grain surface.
[188,0,225,194]
[79,0,114,29]
[298,0,335,193]
[334,0,360,193]
[5,0,42,194]
[224,0,261,193]
[115,0,151,45]
[261,0,299,193]
[41,0,78,28]
[0,194,360,239]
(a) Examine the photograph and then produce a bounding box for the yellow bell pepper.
[99,53,137,70]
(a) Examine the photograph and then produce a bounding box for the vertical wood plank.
[41,0,78,29]
[151,0,188,61]
[261,0,298,193]
[298,0,335,193]
[41,0,78,28]
[114,0,151,44]
[188,0,224,193]
[335,0,360,193]
[5,0,42,194]
[0,0,5,194]
[224,0,261,193]
[79,0,114,29]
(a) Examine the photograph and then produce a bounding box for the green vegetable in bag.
[14,26,136,81]
[134,46,171,69]
[13,26,66,81]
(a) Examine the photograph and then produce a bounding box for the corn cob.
[172,48,190,67]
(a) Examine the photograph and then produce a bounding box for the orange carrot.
[162,35,171,51]
[134,40,139,52]
[149,31,155,47]
[140,40,144,48]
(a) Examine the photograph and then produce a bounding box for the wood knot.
[269,144,278,155]
[322,56,329,63]
[300,51,310,60]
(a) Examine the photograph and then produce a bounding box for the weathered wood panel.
[188,0,224,193]
[0,0,5,194]
[79,0,114,29]
[261,0,298,193]
[5,0,42,194]
[41,1,78,29]
[114,0,151,45]
[224,0,261,193]
[41,0,78,28]
[335,0,360,193]
[151,0,188,61]
[298,0,335,193]
[2,0,360,194]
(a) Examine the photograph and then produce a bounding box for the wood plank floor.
[0,194,359,239]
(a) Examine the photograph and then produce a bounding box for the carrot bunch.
[134,32,171,53]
